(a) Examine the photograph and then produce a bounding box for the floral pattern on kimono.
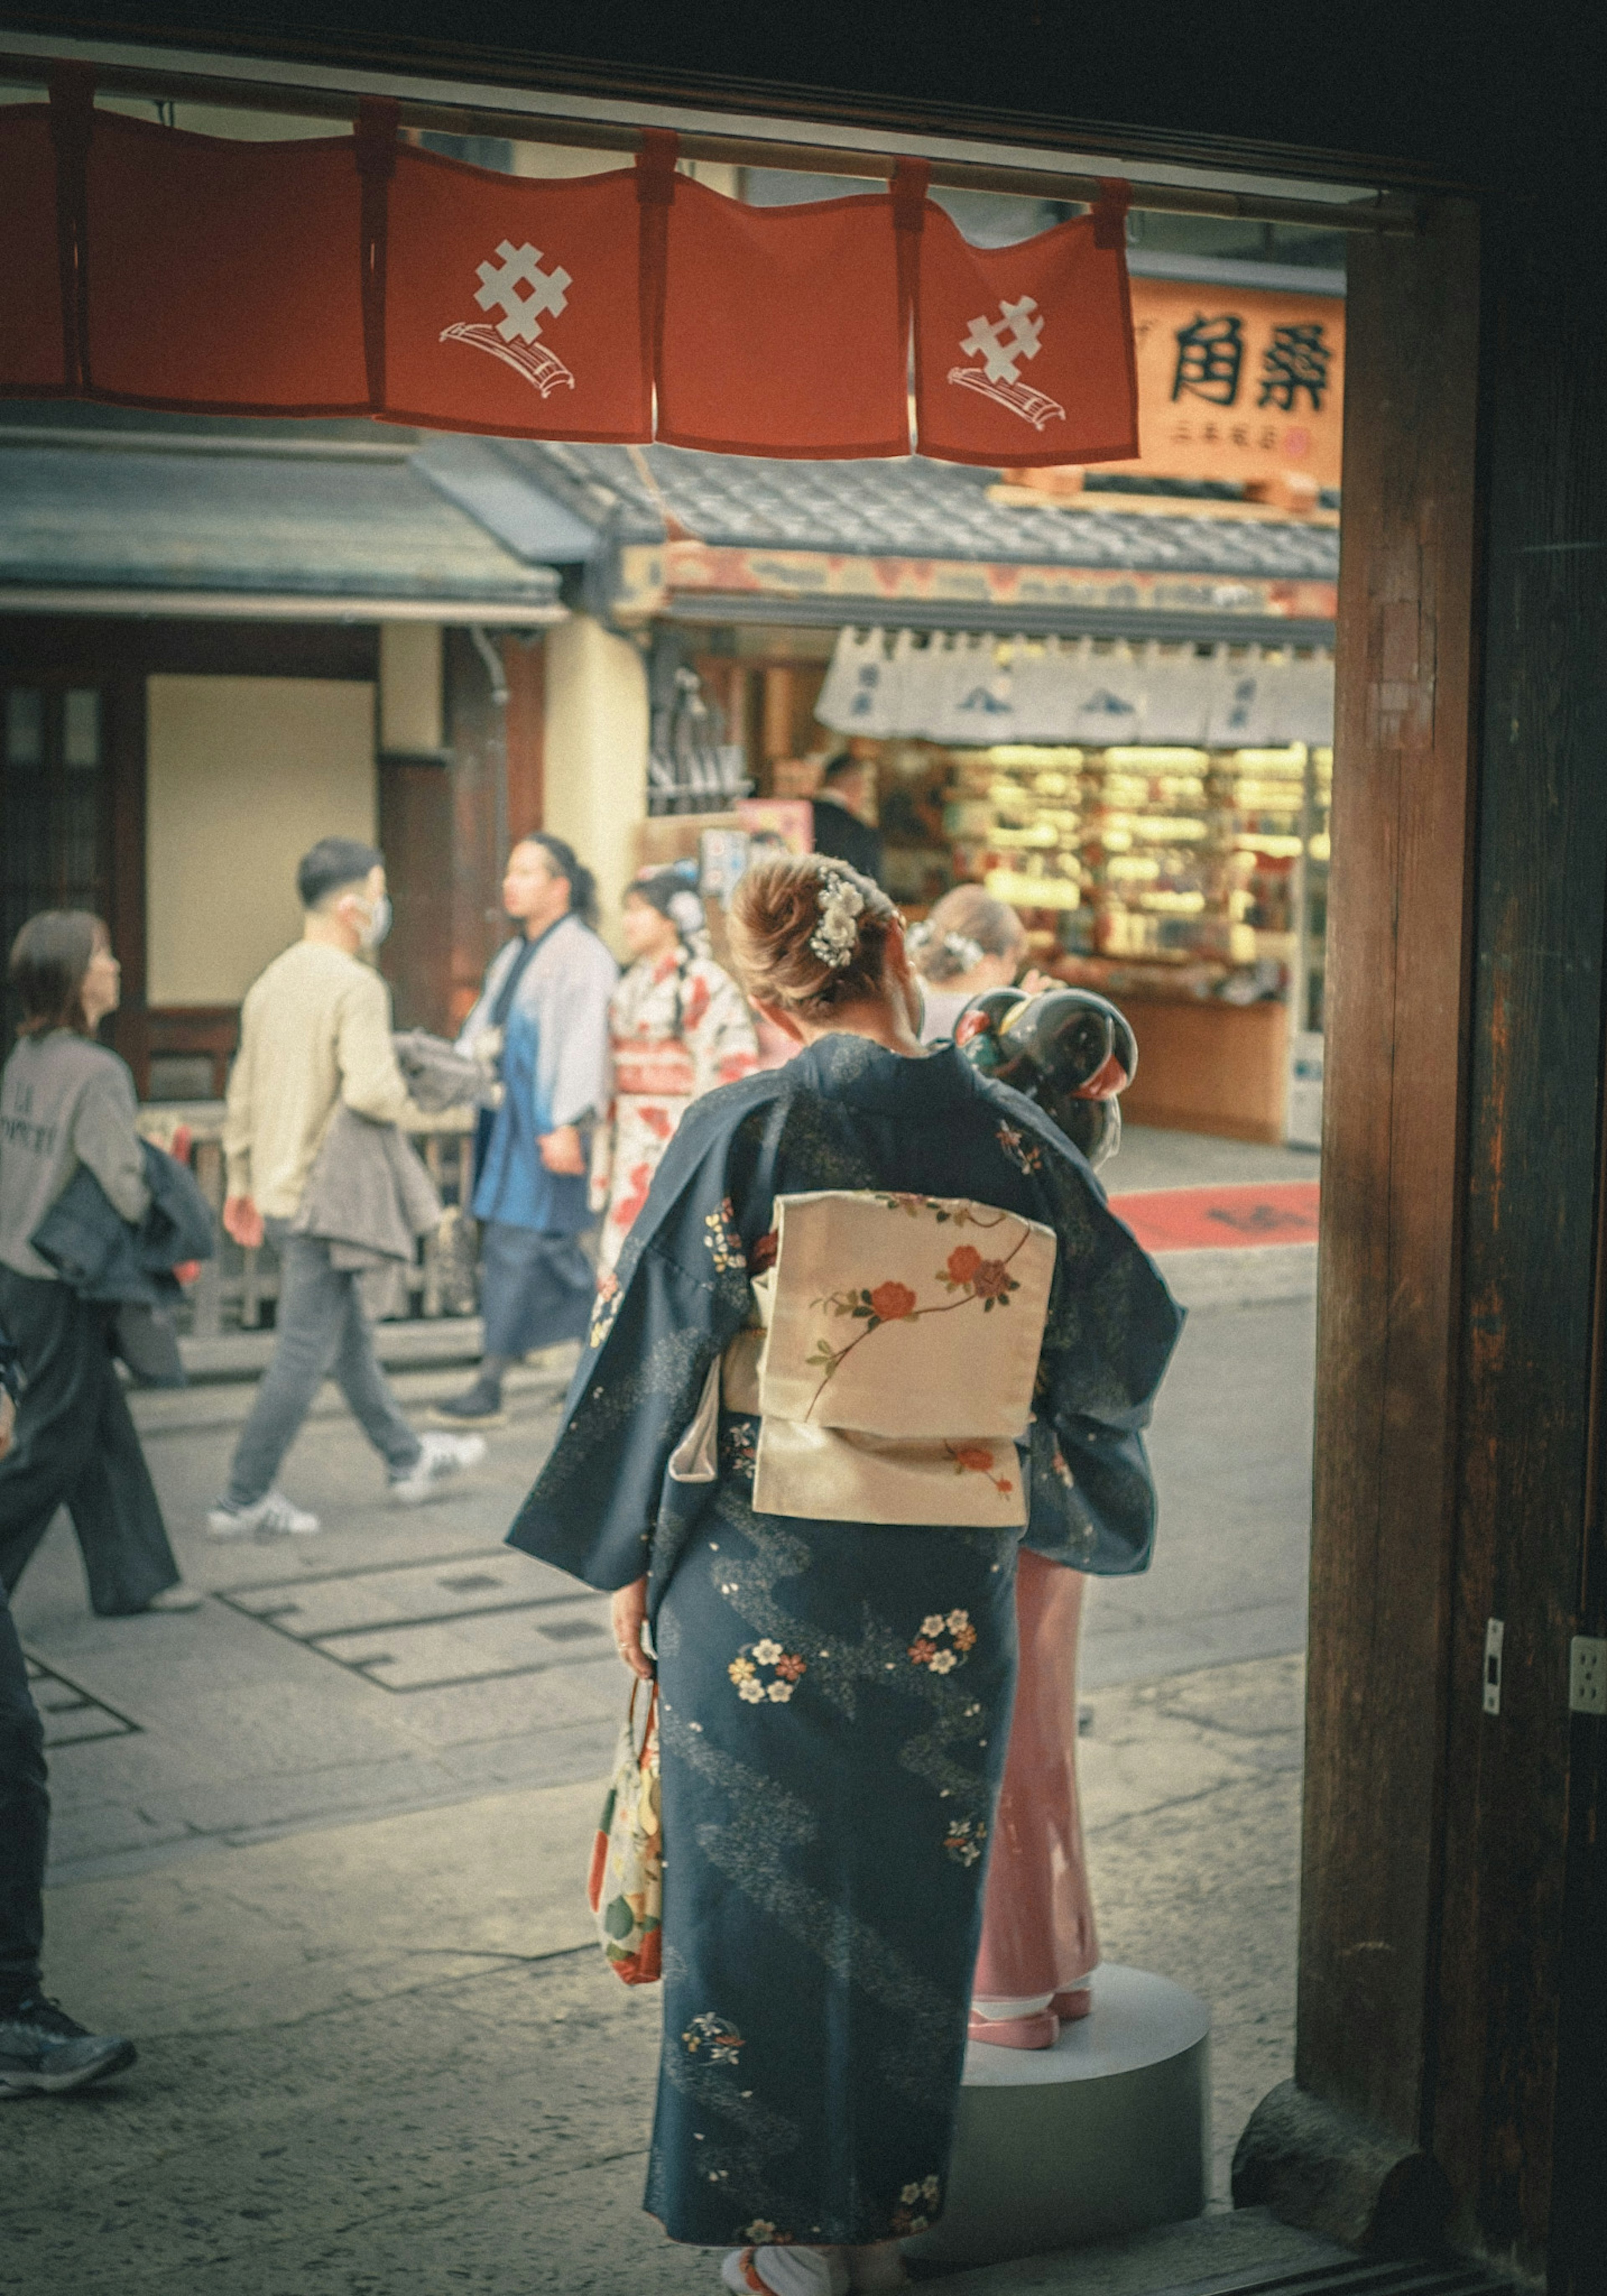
[508,1035,1182,2247]
[592,949,758,1274]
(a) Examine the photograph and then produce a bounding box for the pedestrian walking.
[209,839,484,1538]
[0,1334,137,2096]
[508,853,1181,2295]
[590,869,758,1274]
[809,753,886,887]
[0,912,199,1616]
[436,835,618,1427]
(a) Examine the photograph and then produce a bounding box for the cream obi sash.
[671,1188,1055,1527]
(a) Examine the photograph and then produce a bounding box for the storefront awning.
[0,421,565,620]
[814,625,1335,748]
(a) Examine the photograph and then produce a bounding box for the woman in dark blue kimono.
[508,856,1181,2296]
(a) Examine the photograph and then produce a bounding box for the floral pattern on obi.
[803,1210,1034,1418]
[752,1189,1058,1530]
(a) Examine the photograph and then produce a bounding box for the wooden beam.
[1296,198,1480,2140]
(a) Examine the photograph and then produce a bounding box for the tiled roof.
[0,422,561,609]
[505,440,1340,582]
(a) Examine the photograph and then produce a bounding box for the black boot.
[0,1992,136,2097]
[431,1373,506,1427]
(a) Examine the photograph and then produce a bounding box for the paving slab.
[5,1652,1303,2296]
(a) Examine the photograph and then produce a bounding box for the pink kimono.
[970,1550,1097,2043]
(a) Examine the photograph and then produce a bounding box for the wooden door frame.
[11,26,1604,2271]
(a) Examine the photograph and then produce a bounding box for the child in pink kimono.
[969,1553,1096,2046]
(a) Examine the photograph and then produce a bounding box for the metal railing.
[136,1101,478,1338]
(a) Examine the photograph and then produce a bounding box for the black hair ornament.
[953,987,1137,1171]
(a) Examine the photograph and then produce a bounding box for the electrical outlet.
[1569,1636,1607,1716]
[1483,1618,1504,1715]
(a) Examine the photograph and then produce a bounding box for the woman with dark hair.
[0,912,195,1616]
[438,836,619,1426]
[506,853,1181,2294]
[591,869,759,1274]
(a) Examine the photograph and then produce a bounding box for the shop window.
[1,683,111,1045]
[5,687,43,769]
[63,689,101,770]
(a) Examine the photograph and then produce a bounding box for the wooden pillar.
[1235,198,1482,2246]
[1430,184,1607,2287]
[1240,182,1607,2282]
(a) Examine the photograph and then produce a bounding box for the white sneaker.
[206,1489,322,1538]
[388,1431,486,1507]
[139,1583,205,1613]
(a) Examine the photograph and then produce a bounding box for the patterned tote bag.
[587,1679,663,1985]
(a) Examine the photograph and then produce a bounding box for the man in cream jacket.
[208,839,483,1538]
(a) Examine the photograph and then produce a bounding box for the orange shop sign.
[1083,275,1342,493]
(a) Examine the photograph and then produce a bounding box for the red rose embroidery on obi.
[750,1228,779,1274]
[946,1442,1015,1499]
[804,1199,1035,1414]
[869,1280,918,1322]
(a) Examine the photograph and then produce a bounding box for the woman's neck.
[795,1001,928,1058]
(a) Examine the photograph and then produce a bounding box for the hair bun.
[728,854,897,1017]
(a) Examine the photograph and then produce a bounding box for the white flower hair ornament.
[809,870,867,968]
[667,888,705,938]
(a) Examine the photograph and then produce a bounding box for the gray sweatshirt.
[0,1032,150,1281]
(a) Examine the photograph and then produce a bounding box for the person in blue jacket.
[437,836,618,1425]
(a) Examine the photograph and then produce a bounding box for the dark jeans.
[0,1269,179,1616]
[0,1581,48,2003]
[225,1222,421,1508]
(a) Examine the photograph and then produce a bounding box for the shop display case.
[935,736,1334,1143]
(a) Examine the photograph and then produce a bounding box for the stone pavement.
[14,1287,1312,1881]
[3,1120,1319,2292]
[3,1651,1304,2295]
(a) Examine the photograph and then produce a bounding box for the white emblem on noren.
[440,240,577,398]
[947,295,1066,431]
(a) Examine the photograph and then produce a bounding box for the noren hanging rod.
[0,42,1424,235]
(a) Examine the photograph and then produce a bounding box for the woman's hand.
[223,1194,265,1250]
[539,1125,587,1176]
[611,1576,654,1680]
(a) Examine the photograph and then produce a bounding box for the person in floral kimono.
[507,855,1181,2296]
[592,870,759,1274]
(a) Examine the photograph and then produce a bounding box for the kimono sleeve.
[1023,1124,1184,1575]
[685,960,760,1099]
[536,929,618,1133]
[506,1090,769,1591]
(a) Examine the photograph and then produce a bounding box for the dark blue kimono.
[509,1034,1181,2249]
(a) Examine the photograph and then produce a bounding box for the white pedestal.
[904,1965,1211,2271]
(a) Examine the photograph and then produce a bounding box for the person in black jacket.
[809,753,886,887]
[0,912,198,1615]
[0,1327,138,2095]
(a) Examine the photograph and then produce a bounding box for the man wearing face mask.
[209,840,484,1536]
